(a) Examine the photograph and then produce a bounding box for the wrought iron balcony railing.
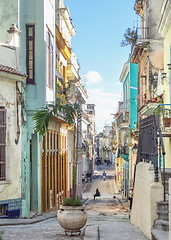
[154,104,171,132]
[116,111,129,127]
[131,27,149,53]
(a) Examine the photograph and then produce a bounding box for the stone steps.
[151,201,169,240]
[154,220,169,232]
[156,210,169,221]
[151,229,168,240]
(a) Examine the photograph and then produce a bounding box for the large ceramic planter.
[57,205,87,234]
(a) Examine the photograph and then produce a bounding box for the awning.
[56,69,64,86]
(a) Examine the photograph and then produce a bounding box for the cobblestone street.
[0,165,149,240]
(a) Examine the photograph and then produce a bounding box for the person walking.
[102,171,106,181]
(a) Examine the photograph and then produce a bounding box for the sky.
[66,0,138,133]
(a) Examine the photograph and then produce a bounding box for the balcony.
[55,26,71,60]
[121,146,129,160]
[131,27,149,63]
[116,111,129,131]
[67,52,80,82]
[155,104,171,137]
[55,69,67,102]
[139,95,163,116]
[136,27,149,44]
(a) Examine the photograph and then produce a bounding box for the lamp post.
[132,143,138,154]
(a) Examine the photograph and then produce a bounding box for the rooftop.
[0,64,26,77]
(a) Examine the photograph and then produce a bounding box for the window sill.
[0,180,11,185]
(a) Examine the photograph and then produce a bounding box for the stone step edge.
[156,210,169,215]
[151,228,168,240]
[155,219,169,227]
[157,201,168,205]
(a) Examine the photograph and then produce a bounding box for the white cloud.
[87,88,121,132]
[81,71,102,85]
[81,71,122,132]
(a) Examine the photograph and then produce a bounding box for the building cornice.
[158,0,171,38]
[119,62,129,83]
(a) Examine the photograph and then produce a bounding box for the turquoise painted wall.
[130,60,138,130]
[19,0,55,217]
[122,56,138,130]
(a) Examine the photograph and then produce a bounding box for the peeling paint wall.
[0,75,23,202]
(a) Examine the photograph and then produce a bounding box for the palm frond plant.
[33,96,82,200]
[33,97,76,135]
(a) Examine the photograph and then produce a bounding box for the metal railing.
[131,27,149,53]
[136,27,149,41]
[134,111,167,201]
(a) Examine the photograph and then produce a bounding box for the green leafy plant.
[63,197,82,206]
[154,96,165,116]
[33,97,77,135]
[121,28,137,47]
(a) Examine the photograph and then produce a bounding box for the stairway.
[151,201,169,240]
[151,169,171,240]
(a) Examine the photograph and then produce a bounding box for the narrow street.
[0,164,148,240]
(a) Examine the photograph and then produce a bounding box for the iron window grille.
[26,25,35,84]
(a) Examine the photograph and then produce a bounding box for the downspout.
[15,82,21,144]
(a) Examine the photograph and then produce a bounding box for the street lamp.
[132,143,138,154]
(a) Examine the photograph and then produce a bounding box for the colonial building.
[116,55,138,199]
[0,38,26,218]
[0,0,87,218]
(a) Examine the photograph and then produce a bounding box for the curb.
[0,211,57,226]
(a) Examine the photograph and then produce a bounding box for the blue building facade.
[119,55,138,199]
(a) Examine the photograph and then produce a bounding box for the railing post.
[159,129,166,201]
[153,114,159,182]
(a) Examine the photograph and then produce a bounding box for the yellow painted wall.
[164,25,171,104]
[163,25,171,168]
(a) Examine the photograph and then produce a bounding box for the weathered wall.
[0,0,19,43]
[0,73,23,201]
[131,162,163,240]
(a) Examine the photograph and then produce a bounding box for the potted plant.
[33,97,87,234]
[57,198,87,235]
[154,98,171,128]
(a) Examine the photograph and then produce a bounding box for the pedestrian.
[128,188,133,209]
[93,188,101,200]
[102,171,106,181]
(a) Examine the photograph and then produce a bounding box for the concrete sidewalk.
[0,211,57,226]
[84,221,149,240]
[0,210,149,240]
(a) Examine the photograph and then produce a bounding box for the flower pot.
[163,117,171,127]
[57,205,87,233]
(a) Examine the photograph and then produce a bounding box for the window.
[47,32,53,89]
[0,108,6,180]
[26,25,35,84]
